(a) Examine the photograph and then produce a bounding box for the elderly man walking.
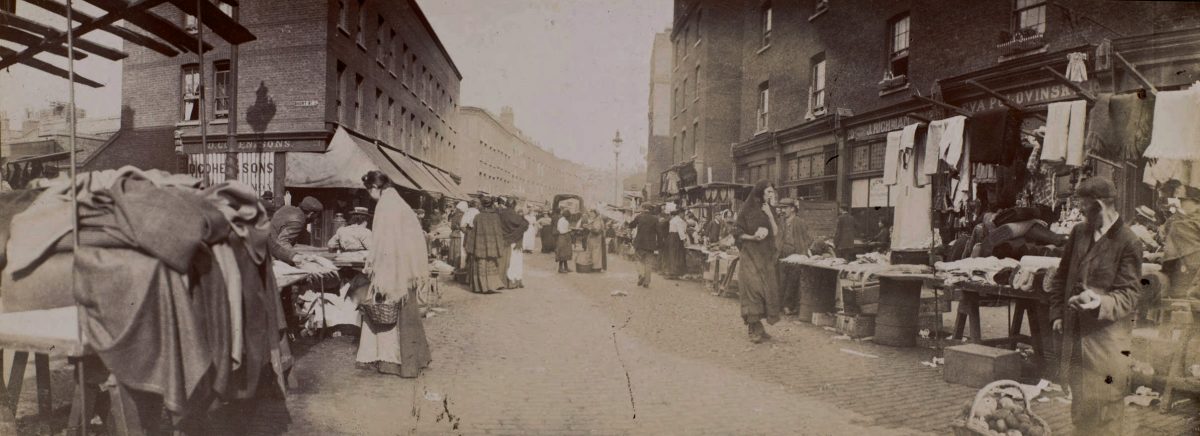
[1047,177,1141,435]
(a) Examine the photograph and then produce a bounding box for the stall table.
[0,307,91,434]
[951,281,1052,376]
[789,263,842,323]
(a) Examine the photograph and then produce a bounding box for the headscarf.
[737,180,772,234]
[366,188,430,302]
[456,201,468,212]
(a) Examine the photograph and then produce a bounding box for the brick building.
[660,0,745,200]
[88,0,463,200]
[644,30,673,199]
[661,0,1200,224]
[456,106,611,208]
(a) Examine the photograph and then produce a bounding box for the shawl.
[367,188,431,302]
[466,207,507,259]
[736,181,772,243]
[498,206,529,244]
[1162,213,1200,262]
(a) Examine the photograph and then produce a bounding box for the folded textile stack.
[852,251,890,265]
[781,254,847,268]
[934,256,1021,285]
[0,166,290,428]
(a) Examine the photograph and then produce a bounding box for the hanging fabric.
[1066,52,1088,83]
[1086,92,1155,161]
[890,124,934,250]
[882,130,902,186]
[1145,86,1200,161]
[966,109,1023,165]
[924,115,967,179]
[1042,100,1087,167]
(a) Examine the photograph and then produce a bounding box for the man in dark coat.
[626,203,662,288]
[269,196,324,266]
[776,198,813,314]
[833,207,857,260]
[1047,177,1141,435]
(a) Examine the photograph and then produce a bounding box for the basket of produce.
[950,380,1050,436]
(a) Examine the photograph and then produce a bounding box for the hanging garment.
[1144,159,1200,189]
[882,130,903,186]
[891,124,934,250]
[1043,100,1088,167]
[1086,92,1155,161]
[1145,87,1200,161]
[936,116,968,173]
[950,137,973,212]
[967,109,1022,165]
[1066,52,1089,82]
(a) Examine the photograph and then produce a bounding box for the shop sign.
[847,114,929,140]
[183,138,327,153]
[868,177,892,207]
[187,152,275,194]
[958,83,1078,113]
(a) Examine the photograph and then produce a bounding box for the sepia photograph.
[0,0,1199,434]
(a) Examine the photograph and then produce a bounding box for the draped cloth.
[366,188,431,303]
[466,208,507,292]
[735,182,781,325]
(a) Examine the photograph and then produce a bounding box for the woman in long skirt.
[356,171,432,377]
[539,213,556,253]
[555,213,574,273]
[734,180,781,343]
[522,210,538,253]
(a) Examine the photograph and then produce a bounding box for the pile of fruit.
[951,381,1050,436]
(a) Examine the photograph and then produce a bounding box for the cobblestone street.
[273,252,1196,435]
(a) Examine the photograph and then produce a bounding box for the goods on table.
[852,251,890,264]
[781,254,846,267]
[334,250,369,264]
[935,256,1020,286]
[951,380,1050,436]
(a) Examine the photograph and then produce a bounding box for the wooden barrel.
[797,265,838,322]
[874,275,924,347]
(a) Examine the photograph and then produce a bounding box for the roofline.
[409,0,463,80]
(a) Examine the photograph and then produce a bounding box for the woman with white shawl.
[356,171,432,377]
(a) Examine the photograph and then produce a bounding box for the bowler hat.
[299,196,324,213]
[1075,177,1117,199]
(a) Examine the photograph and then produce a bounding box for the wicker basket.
[359,294,400,327]
[950,380,1051,436]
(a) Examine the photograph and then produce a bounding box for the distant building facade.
[644,30,673,199]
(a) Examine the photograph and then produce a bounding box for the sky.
[416,0,672,171]
[0,1,673,172]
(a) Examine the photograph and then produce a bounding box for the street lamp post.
[612,130,622,206]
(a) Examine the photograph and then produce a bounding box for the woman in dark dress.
[539,212,556,253]
[555,212,574,273]
[734,180,781,343]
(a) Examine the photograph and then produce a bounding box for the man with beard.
[1048,177,1141,435]
[465,196,507,294]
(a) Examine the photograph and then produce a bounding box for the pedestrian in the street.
[539,212,556,254]
[268,195,324,266]
[356,171,432,378]
[775,198,812,315]
[833,206,857,261]
[1160,186,1200,300]
[449,201,467,270]
[585,209,607,272]
[627,203,661,287]
[499,200,529,288]
[1047,177,1141,435]
[522,208,538,253]
[664,202,687,278]
[465,195,508,293]
[735,180,781,343]
[555,211,574,273]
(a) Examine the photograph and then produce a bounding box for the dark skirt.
[468,256,505,293]
[737,239,781,325]
[540,226,557,253]
[555,233,573,262]
[665,236,686,276]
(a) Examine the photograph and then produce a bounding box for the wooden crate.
[812,312,837,327]
[944,344,1022,388]
[836,313,875,338]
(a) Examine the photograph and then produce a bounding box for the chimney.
[500,106,514,127]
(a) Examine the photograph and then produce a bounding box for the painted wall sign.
[957,83,1079,113]
[293,100,319,107]
[183,138,327,153]
[188,152,276,194]
[847,112,931,140]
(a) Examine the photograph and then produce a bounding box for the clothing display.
[1086,92,1155,161]
[890,125,934,250]
[1042,100,1087,167]
[1145,86,1200,161]
[966,109,1023,165]
[932,115,968,174]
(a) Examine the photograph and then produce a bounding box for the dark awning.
[284,127,416,191]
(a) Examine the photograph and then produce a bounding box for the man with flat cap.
[270,196,325,266]
[775,198,812,314]
[1047,176,1141,435]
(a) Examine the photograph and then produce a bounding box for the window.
[889,13,910,78]
[811,153,826,177]
[693,65,700,98]
[869,142,887,170]
[760,2,772,47]
[797,156,812,179]
[673,87,679,115]
[356,0,366,48]
[388,30,397,73]
[810,54,826,114]
[682,78,689,107]
[354,74,363,128]
[386,97,395,144]
[756,81,769,132]
[691,122,698,157]
[671,136,678,161]
[337,0,348,32]
[376,16,386,64]
[374,88,383,135]
[1014,0,1046,35]
[680,130,687,160]
[681,26,688,58]
[213,61,230,119]
[181,64,200,121]
[335,62,346,124]
[695,9,702,42]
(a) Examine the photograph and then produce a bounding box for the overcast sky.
[0,1,672,171]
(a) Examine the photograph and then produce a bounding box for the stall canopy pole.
[1113,51,1158,96]
[65,1,87,434]
[196,0,207,184]
[912,94,1043,138]
[1039,66,1097,103]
